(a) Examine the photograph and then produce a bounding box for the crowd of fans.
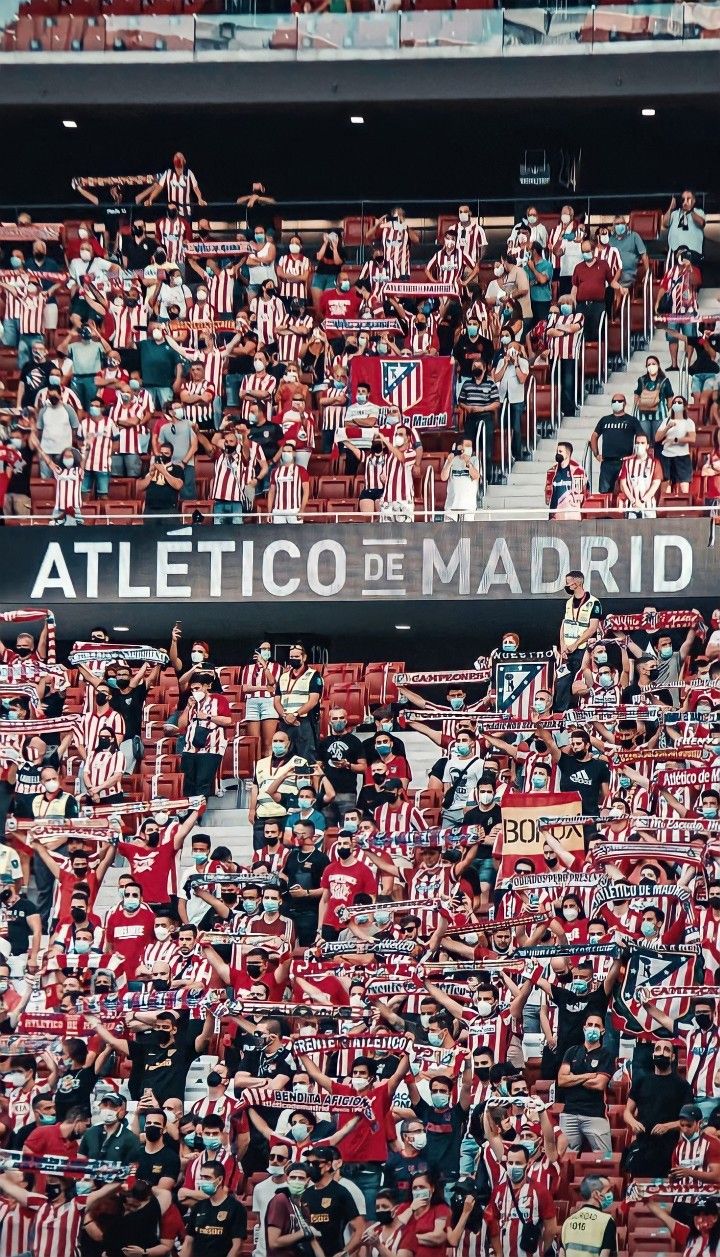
[0,586,716,1254]
[0,162,716,522]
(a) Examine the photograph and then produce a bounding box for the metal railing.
[642,269,654,346]
[1,6,720,62]
[618,289,630,366]
[497,397,513,483]
[525,372,538,456]
[574,333,585,410]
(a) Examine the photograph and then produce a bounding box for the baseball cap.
[99,1092,126,1108]
[679,1104,703,1121]
[385,777,403,790]
[307,1145,334,1163]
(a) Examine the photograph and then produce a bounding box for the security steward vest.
[563,593,595,650]
[561,1205,609,1257]
[277,667,316,717]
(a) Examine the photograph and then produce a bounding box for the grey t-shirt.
[159,419,195,465]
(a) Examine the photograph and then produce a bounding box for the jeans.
[558,1112,612,1157]
[509,401,524,459]
[577,299,604,343]
[458,1134,481,1178]
[39,457,56,480]
[342,1163,382,1220]
[178,463,197,502]
[560,359,576,418]
[82,470,110,497]
[598,458,622,496]
[279,715,318,761]
[214,501,244,525]
[111,453,142,478]
[73,374,98,411]
[2,316,19,348]
[147,385,173,409]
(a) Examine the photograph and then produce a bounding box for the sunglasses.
[400,926,416,934]
[269,1154,288,1163]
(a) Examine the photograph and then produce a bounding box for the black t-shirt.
[559,1044,614,1116]
[621,682,674,708]
[318,731,365,794]
[187,1192,247,1257]
[462,802,502,837]
[54,1064,97,1120]
[124,235,154,270]
[144,463,185,514]
[19,360,52,406]
[593,413,642,460]
[248,420,283,460]
[412,1098,468,1180]
[283,849,329,911]
[302,1180,359,1254]
[5,895,39,956]
[136,1138,181,1187]
[551,984,609,1057]
[630,1070,694,1132]
[454,334,493,378]
[110,683,147,739]
[7,440,33,496]
[357,783,391,819]
[129,1026,197,1104]
[557,752,610,815]
[106,1196,162,1257]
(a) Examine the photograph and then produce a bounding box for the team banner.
[353,827,473,853]
[588,843,704,867]
[315,939,417,958]
[494,651,555,718]
[187,872,282,889]
[498,791,583,885]
[384,281,458,297]
[0,223,61,241]
[615,944,701,1035]
[636,984,720,1004]
[83,796,203,820]
[591,881,692,911]
[0,714,76,738]
[394,670,492,687]
[656,766,720,791]
[365,976,422,997]
[604,609,707,636]
[168,319,237,334]
[337,896,445,921]
[0,269,66,283]
[349,355,454,430]
[19,1011,88,1036]
[184,241,256,257]
[293,1034,410,1055]
[515,942,623,960]
[323,318,403,334]
[0,1150,130,1183]
[68,643,169,666]
[238,1088,376,1126]
[507,872,603,892]
[71,173,158,188]
[0,607,56,665]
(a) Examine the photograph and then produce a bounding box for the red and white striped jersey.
[250,294,285,347]
[18,290,47,334]
[159,167,201,210]
[456,219,487,268]
[379,223,411,278]
[596,242,622,275]
[81,414,120,473]
[241,659,282,699]
[270,464,309,514]
[201,348,225,397]
[671,1131,720,1188]
[32,1196,85,1257]
[0,1196,39,1257]
[278,254,310,302]
[382,449,416,505]
[280,414,314,452]
[239,370,276,421]
[6,1082,43,1125]
[36,383,83,412]
[155,215,190,265]
[183,1147,240,1193]
[206,268,235,315]
[85,748,124,798]
[373,802,425,833]
[110,395,152,456]
[465,299,496,342]
[318,379,347,434]
[358,451,387,492]
[663,263,699,317]
[211,446,259,503]
[517,747,560,792]
[683,1024,720,1096]
[408,318,440,355]
[277,314,314,366]
[618,453,660,497]
[546,310,585,361]
[184,693,232,757]
[77,708,125,754]
[181,379,215,427]
[190,1091,242,1131]
[582,682,623,709]
[2,275,27,319]
[108,302,148,349]
[54,466,83,515]
[427,245,464,291]
[169,948,215,987]
[187,300,214,333]
[358,256,392,291]
[486,1178,554,1257]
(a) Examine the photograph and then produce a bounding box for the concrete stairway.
[484,287,720,513]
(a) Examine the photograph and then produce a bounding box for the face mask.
[46,1183,63,1202]
[290,1122,309,1142]
[500,334,512,347]
[259,649,272,662]
[254,233,265,244]
[611,400,624,413]
[123,897,141,913]
[455,743,473,760]
[493,264,504,278]
[585,1026,602,1044]
[246,963,263,979]
[600,1191,614,1211]
[288,1179,306,1196]
[571,979,589,995]
[507,1165,525,1183]
[640,921,656,937]
[263,899,280,915]
[672,402,684,415]
[351,1076,370,1092]
[430,1091,449,1109]
[696,1013,713,1031]
[154,925,170,941]
[43,777,61,794]
[199,1181,216,1196]
[477,791,494,806]
[152,328,163,343]
[563,906,579,922]
[191,650,206,664]
[62,457,76,470]
[448,696,464,711]
[618,774,632,790]
[466,324,479,337]
[560,303,573,316]
[100,1109,118,1125]
[408,1130,428,1150]
[599,674,615,691]
[191,688,206,703]
[271,742,287,758]
[336,846,352,861]
[203,1135,222,1150]
[242,898,258,916]
[475,998,495,1019]
[376,743,392,757]
[74,939,91,955]
[659,646,673,660]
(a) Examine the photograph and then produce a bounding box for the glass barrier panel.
[297,11,400,55]
[502,6,593,50]
[194,13,298,52]
[104,14,194,51]
[592,3,683,45]
[682,0,720,38]
[400,9,502,53]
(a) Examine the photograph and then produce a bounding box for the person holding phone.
[241,641,282,758]
[441,438,481,521]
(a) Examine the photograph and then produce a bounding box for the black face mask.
[97,739,114,751]
[696,1013,714,1031]
[372,772,386,784]
[207,1071,222,1088]
[221,893,237,905]
[564,584,577,597]
[153,980,170,993]
[709,897,720,909]
[376,1209,393,1224]
[653,1055,672,1072]
[71,906,87,923]
[46,1184,63,1202]
[307,1163,322,1183]
[336,847,352,860]
[246,964,263,979]
[555,453,565,465]
[96,694,109,706]
[475,1065,491,1080]
[14,645,32,657]
[156,1031,173,1046]
[265,836,279,847]
[145,1125,163,1140]
[0,889,12,904]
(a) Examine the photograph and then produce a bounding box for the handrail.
[574,333,585,411]
[498,397,512,482]
[618,289,630,366]
[643,269,654,345]
[423,464,434,521]
[679,356,690,403]
[473,422,486,506]
[582,441,594,495]
[525,373,537,456]
[597,311,609,386]
[548,355,561,435]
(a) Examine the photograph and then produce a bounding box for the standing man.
[571,241,619,342]
[589,394,642,496]
[557,1014,614,1158]
[612,215,648,290]
[663,190,706,266]
[317,706,367,825]
[560,1175,617,1257]
[181,1160,247,1257]
[273,644,323,762]
[556,571,603,711]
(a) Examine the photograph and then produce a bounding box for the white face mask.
[191,688,206,703]
[476,999,494,1018]
[191,650,206,664]
[563,907,579,922]
[154,925,170,941]
[196,289,208,301]
[254,359,265,372]
[351,1076,370,1091]
[392,434,405,448]
[79,250,92,262]
[289,243,301,255]
[151,329,163,343]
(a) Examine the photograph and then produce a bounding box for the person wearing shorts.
[655,396,695,492]
[241,641,281,758]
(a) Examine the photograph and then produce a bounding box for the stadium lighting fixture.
[350,115,365,125]
[641,108,656,117]
[112,625,130,632]
[62,119,78,128]
[395,624,412,631]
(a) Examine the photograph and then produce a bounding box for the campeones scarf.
[68,643,169,667]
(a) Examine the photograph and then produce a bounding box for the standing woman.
[276,235,311,305]
[655,395,696,494]
[633,354,673,446]
[377,425,421,523]
[362,1188,408,1255]
[395,1172,451,1257]
[241,641,282,759]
